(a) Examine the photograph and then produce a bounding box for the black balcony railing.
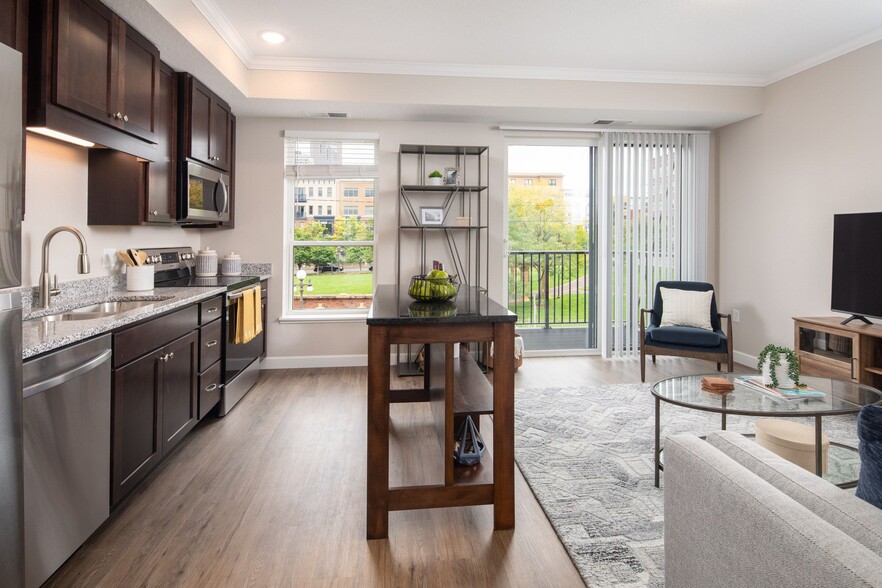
[508,251,595,343]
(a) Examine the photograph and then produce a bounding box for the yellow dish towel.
[253,284,263,336]
[236,288,255,344]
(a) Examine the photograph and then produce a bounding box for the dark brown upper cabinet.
[87,62,176,225]
[0,0,28,54]
[54,0,158,141]
[180,73,232,172]
[29,0,161,159]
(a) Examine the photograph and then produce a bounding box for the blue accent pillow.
[856,404,882,510]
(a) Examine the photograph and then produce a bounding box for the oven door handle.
[227,284,260,306]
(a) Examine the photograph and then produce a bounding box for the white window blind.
[602,131,709,358]
[284,132,378,179]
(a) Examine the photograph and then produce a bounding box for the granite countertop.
[22,271,272,360]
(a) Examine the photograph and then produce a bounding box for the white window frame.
[282,130,379,322]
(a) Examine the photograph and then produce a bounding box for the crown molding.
[247,56,767,87]
[189,0,882,88]
[763,24,882,85]
[190,0,253,66]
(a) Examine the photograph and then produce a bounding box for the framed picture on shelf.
[420,207,444,225]
[444,167,460,186]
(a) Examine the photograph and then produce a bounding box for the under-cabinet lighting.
[260,31,286,44]
[26,127,95,148]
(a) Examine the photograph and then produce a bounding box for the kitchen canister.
[195,247,218,277]
[221,251,242,276]
[126,265,154,291]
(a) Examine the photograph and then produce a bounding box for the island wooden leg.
[492,322,515,530]
[366,325,390,539]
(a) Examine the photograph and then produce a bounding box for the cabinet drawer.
[798,352,855,381]
[113,305,199,368]
[199,319,222,371]
[198,360,222,419]
[200,296,223,324]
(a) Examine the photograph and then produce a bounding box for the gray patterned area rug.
[513,383,860,588]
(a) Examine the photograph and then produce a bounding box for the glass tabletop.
[652,373,882,417]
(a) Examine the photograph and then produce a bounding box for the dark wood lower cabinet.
[111,345,162,508]
[160,331,198,455]
[111,328,198,508]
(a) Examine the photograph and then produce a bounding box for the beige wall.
[717,40,882,361]
[22,135,201,288]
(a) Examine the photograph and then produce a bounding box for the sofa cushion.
[647,325,722,347]
[707,430,882,556]
[665,433,882,587]
[857,405,882,510]
[659,287,713,330]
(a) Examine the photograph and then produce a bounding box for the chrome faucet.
[39,226,90,309]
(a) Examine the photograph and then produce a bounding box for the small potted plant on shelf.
[427,170,443,186]
[757,344,802,388]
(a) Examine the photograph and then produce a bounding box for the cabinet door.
[209,99,231,171]
[161,331,198,455]
[118,23,159,142]
[55,0,119,127]
[0,0,27,52]
[188,81,212,165]
[146,63,176,223]
[111,351,162,507]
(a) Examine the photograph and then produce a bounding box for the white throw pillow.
[659,287,714,331]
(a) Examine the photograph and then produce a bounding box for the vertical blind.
[602,131,709,358]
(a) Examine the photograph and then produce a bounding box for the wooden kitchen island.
[366,285,517,539]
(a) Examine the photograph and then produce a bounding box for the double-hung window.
[283,131,378,318]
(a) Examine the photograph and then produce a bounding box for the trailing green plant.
[757,344,802,388]
[428,170,443,178]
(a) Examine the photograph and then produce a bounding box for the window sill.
[279,313,368,324]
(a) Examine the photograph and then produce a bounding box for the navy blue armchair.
[639,281,733,382]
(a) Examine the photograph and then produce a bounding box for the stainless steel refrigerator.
[0,42,25,588]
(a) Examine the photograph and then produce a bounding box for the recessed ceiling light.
[260,31,286,44]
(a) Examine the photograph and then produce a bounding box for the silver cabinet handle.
[123,114,128,122]
[151,210,159,216]
[204,383,218,392]
[206,307,219,314]
[205,340,218,347]
[168,352,174,360]
[114,112,123,120]
[23,350,111,398]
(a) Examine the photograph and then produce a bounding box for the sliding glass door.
[506,143,598,352]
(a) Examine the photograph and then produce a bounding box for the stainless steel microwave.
[178,159,230,224]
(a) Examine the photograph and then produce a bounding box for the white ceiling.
[197,0,882,86]
[109,0,882,127]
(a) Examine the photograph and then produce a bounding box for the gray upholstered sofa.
[664,431,882,587]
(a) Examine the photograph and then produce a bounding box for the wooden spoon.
[117,251,134,267]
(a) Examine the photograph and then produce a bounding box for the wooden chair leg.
[652,355,656,364]
[717,362,721,371]
[641,348,646,382]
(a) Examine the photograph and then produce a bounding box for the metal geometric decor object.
[454,415,486,466]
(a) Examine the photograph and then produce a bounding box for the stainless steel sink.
[33,298,172,322]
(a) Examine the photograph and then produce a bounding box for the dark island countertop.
[366,284,516,326]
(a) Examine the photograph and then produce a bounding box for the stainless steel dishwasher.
[23,334,112,588]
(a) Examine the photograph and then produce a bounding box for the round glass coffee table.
[651,373,882,488]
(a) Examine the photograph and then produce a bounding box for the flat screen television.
[832,211,882,324]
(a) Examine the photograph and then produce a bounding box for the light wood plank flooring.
[47,355,738,587]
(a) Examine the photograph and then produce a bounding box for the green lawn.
[300,272,372,295]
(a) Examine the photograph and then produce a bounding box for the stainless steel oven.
[179,159,230,224]
[222,284,264,415]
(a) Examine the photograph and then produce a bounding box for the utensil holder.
[126,265,154,291]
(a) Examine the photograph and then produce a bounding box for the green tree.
[293,221,337,269]
[336,217,375,270]
[507,185,589,306]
